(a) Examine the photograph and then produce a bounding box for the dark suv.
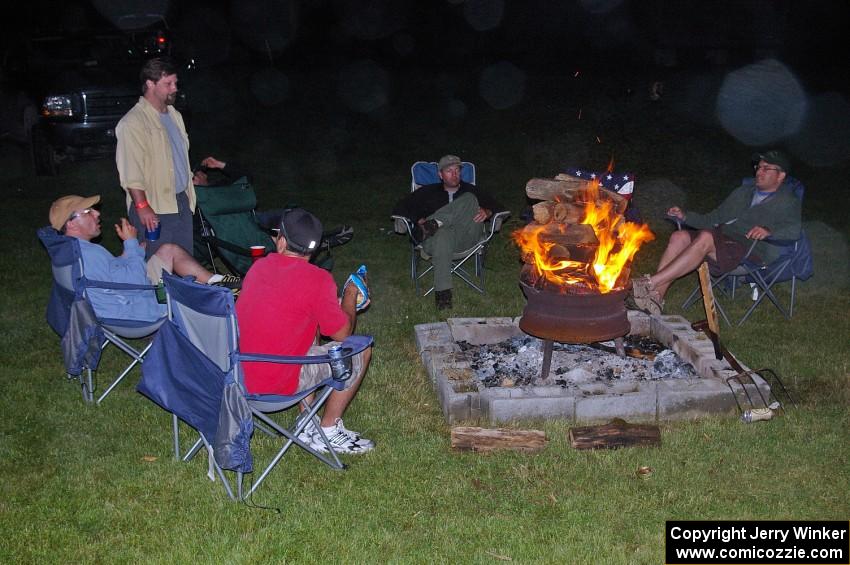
[6,26,188,175]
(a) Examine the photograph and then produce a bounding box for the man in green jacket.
[631,150,802,315]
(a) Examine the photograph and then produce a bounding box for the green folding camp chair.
[194,177,353,275]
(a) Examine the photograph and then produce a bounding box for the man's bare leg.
[656,230,694,272]
[651,230,717,298]
[153,243,214,283]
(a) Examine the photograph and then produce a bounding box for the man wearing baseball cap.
[49,194,240,323]
[631,149,802,315]
[236,207,375,455]
[391,154,506,309]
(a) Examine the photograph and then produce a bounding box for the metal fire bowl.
[519,281,631,343]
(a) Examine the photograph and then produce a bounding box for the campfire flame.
[513,176,654,293]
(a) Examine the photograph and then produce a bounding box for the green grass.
[1,64,848,563]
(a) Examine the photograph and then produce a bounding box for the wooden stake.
[697,262,722,360]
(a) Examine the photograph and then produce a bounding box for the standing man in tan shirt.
[116,57,196,258]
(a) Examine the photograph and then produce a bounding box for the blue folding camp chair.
[38,226,166,404]
[137,271,373,500]
[682,177,813,326]
[391,160,510,295]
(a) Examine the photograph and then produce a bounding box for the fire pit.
[412,172,772,424]
[414,315,772,424]
[513,173,655,378]
[519,283,631,344]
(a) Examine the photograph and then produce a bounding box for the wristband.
[135,200,149,210]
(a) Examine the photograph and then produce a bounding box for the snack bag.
[344,264,369,311]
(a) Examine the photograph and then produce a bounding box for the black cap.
[279,208,323,255]
[752,149,791,174]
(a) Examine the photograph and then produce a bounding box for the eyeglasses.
[754,165,781,173]
[67,208,95,223]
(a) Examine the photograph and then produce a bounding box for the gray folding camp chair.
[391,160,510,295]
[138,271,373,500]
[38,226,165,404]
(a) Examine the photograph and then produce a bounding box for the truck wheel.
[30,126,57,176]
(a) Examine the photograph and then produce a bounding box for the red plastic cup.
[250,246,265,262]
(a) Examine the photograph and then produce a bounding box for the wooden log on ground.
[568,418,661,450]
[451,426,548,453]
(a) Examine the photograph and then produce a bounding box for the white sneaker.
[296,418,318,446]
[312,418,375,454]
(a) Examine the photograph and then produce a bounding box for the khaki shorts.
[145,254,169,284]
[297,341,366,392]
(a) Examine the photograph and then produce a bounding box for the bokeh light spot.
[479,61,525,110]
[338,60,391,114]
[250,68,289,107]
[716,59,806,146]
[463,0,505,32]
[787,92,850,167]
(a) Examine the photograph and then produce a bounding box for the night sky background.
[5,0,850,181]
[11,0,849,73]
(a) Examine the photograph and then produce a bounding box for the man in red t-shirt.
[236,208,374,454]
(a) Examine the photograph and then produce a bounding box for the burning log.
[526,177,627,216]
[531,201,583,225]
[514,171,653,297]
[517,223,598,266]
[568,418,661,450]
[451,426,548,453]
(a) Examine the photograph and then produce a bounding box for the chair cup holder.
[328,346,353,381]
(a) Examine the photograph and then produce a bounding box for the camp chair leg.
[253,419,279,438]
[789,275,797,318]
[246,387,344,498]
[204,240,219,275]
[737,269,792,326]
[96,339,153,405]
[683,273,734,327]
[80,368,95,403]
[170,414,205,461]
[417,263,435,296]
[172,414,180,460]
[182,437,205,462]
[682,284,702,310]
[195,436,236,501]
[451,248,486,294]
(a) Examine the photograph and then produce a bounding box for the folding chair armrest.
[740,239,760,262]
[391,215,415,236]
[741,236,799,266]
[489,210,511,233]
[239,335,374,366]
[200,234,255,257]
[761,236,798,247]
[83,278,157,292]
